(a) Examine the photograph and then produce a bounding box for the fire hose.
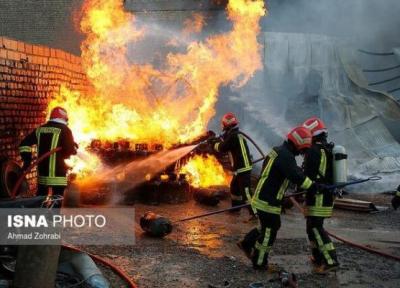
[238,131,266,164]
[11,147,62,199]
[325,231,400,262]
[174,176,400,263]
[287,197,400,263]
[9,147,138,288]
[196,131,266,164]
[63,245,138,288]
[174,177,382,223]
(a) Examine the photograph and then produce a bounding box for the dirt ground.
[89,193,400,288]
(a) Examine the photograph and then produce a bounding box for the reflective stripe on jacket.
[213,127,252,174]
[19,121,77,186]
[252,142,313,215]
[303,143,334,217]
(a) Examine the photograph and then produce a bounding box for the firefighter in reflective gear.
[303,117,339,273]
[392,185,400,210]
[213,113,253,212]
[238,126,316,270]
[19,107,77,197]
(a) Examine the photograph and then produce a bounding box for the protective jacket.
[19,121,77,186]
[303,141,334,217]
[213,127,252,174]
[252,142,313,215]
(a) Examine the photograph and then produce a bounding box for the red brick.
[3,38,18,51]
[25,44,33,54]
[43,47,50,57]
[0,49,6,59]
[7,51,20,61]
[37,46,44,56]
[17,41,25,53]
[33,46,40,56]
[50,48,57,58]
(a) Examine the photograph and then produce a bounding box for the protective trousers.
[241,211,281,269]
[38,184,66,196]
[230,171,252,213]
[38,185,66,208]
[306,216,338,266]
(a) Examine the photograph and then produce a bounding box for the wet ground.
[91,193,400,288]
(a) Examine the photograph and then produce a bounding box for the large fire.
[180,154,230,188]
[49,0,266,179]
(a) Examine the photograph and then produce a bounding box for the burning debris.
[46,0,265,184]
[179,154,230,189]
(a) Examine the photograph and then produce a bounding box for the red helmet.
[303,117,327,137]
[50,107,68,122]
[287,126,312,151]
[221,112,239,129]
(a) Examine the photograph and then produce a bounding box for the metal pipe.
[358,49,394,56]
[174,203,250,223]
[369,75,400,86]
[325,176,381,190]
[283,176,382,199]
[363,64,400,72]
[387,87,400,94]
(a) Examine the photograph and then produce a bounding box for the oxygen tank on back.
[332,145,347,184]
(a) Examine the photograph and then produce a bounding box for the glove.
[195,141,211,153]
[307,183,318,197]
[315,183,330,192]
[392,195,400,210]
[22,161,30,171]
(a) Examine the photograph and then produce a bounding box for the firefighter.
[302,117,339,273]
[238,126,316,270]
[19,107,77,198]
[392,185,400,210]
[213,112,253,213]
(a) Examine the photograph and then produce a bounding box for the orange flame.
[180,154,230,188]
[49,0,266,175]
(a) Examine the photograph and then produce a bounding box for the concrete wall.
[0,36,88,192]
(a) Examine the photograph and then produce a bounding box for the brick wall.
[0,36,89,193]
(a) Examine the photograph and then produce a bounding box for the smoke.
[265,0,400,48]
[72,1,400,194]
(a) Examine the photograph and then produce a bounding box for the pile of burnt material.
[124,169,192,205]
[88,139,163,166]
[80,132,231,206]
[192,185,230,206]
